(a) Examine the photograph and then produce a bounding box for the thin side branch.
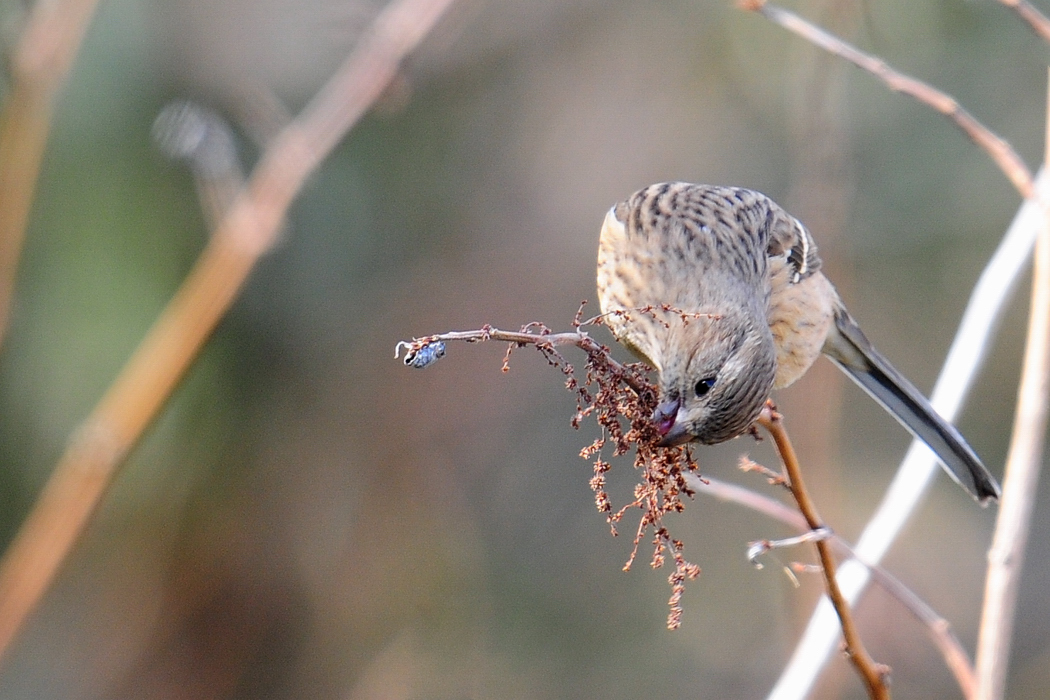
[996,0,1050,43]
[740,0,1038,202]
[0,0,458,663]
[396,324,650,395]
[757,406,891,700]
[0,0,101,346]
[693,475,975,698]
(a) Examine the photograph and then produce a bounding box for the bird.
[596,182,1001,504]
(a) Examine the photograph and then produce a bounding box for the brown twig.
[739,0,1038,203]
[973,71,1050,700]
[693,475,975,698]
[396,325,652,395]
[995,0,1050,43]
[0,0,101,347]
[0,0,458,663]
[757,406,891,700]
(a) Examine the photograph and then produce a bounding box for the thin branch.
[396,325,652,395]
[0,0,102,347]
[740,2,1050,696]
[757,406,890,700]
[692,475,976,698]
[995,0,1050,43]
[0,0,458,663]
[740,0,1037,202]
[400,318,715,629]
[768,172,1047,700]
[973,71,1050,700]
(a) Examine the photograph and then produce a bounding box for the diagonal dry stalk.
[740,0,1037,201]
[0,0,459,664]
[692,475,976,698]
[973,72,1050,700]
[995,0,1050,42]
[0,0,101,347]
[757,407,890,700]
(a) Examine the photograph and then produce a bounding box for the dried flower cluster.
[397,307,704,628]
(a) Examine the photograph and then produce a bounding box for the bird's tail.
[823,306,1001,504]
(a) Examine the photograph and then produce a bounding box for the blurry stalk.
[0,0,101,347]
[152,101,246,231]
[995,0,1050,42]
[973,73,1050,700]
[0,0,458,664]
[738,4,1047,699]
[691,474,976,697]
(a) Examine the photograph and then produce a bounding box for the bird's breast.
[767,263,836,389]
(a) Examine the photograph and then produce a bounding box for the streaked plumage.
[597,182,1000,504]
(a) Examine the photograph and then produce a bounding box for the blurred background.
[0,0,1048,697]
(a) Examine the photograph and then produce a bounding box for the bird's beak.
[652,397,692,447]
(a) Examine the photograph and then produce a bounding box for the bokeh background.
[0,0,1048,697]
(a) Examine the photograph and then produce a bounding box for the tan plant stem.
[996,0,1050,43]
[693,475,975,698]
[740,0,1037,202]
[758,407,890,700]
[0,0,101,347]
[973,71,1050,700]
[0,0,458,663]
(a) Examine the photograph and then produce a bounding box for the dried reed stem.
[973,71,1050,700]
[996,0,1050,43]
[0,0,458,662]
[0,0,101,346]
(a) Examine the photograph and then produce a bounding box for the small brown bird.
[597,182,1001,504]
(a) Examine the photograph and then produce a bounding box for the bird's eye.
[695,376,716,397]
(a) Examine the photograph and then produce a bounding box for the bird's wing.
[765,209,823,284]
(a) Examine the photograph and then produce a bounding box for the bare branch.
[693,475,976,698]
[757,406,890,700]
[740,0,1037,202]
[995,0,1050,43]
[0,0,101,346]
[396,324,651,394]
[398,319,717,628]
[0,0,459,663]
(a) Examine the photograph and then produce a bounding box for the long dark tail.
[823,307,1001,504]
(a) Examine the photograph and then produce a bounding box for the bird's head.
[651,314,776,446]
